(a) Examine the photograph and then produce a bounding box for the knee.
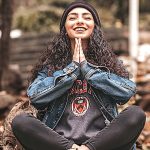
[11,113,31,135]
[125,105,146,129]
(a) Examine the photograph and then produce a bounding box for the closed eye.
[69,17,76,20]
[85,17,92,20]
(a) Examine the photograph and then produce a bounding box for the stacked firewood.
[119,54,150,150]
[136,57,150,150]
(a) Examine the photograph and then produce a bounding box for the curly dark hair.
[30,25,129,82]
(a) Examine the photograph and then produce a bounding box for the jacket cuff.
[63,61,80,80]
[82,142,96,150]
[80,60,98,78]
[72,61,80,67]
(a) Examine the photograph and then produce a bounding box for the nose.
[77,16,84,25]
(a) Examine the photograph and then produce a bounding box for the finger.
[73,38,80,62]
[79,38,83,52]
[79,38,86,63]
[79,38,83,55]
[75,39,79,53]
[76,38,80,54]
[78,38,81,49]
[77,38,81,63]
[74,38,78,54]
[74,38,80,57]
[77,38,80,63]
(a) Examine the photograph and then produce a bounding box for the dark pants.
[11,105,146,150]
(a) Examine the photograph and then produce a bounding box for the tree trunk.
[115,0,129,25]
[0,0,14,90]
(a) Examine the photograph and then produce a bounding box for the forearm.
[80,60,136,104]
[30,75,75,109]
[27,61,80,109]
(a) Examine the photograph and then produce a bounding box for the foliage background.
[10,0,150,33]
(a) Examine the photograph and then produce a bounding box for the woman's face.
[65,7,95,39]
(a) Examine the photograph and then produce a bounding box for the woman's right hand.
[73,38,80,63]
[73,38,86,63]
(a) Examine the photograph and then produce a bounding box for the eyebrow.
[68,12,92,16]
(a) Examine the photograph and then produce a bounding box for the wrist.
[73,61,80,67]
[80,56,86,63]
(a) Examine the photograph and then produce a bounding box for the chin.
[74,35,89,39]
[69,34,90,39]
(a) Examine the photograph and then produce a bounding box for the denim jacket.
[27,60,136,149]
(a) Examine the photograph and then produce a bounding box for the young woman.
[11,1,146,150]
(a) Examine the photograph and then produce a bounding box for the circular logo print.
[72,96,89,116]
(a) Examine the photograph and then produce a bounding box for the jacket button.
[53,120,56,124]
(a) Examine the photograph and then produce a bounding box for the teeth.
[75,28,86,31]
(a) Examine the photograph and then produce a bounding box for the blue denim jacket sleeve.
[80,60,136,104]
[27,61,80,109]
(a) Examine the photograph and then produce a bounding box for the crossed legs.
[11,105,146,150]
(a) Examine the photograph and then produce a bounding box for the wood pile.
[0,91,19,150]
[119,54,150,150]
[136,58,150,150]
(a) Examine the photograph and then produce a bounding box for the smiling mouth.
[73,27,87,32]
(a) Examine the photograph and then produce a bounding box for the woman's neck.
[70,39,89,54]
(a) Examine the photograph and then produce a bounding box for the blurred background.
[0,0,150,149]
